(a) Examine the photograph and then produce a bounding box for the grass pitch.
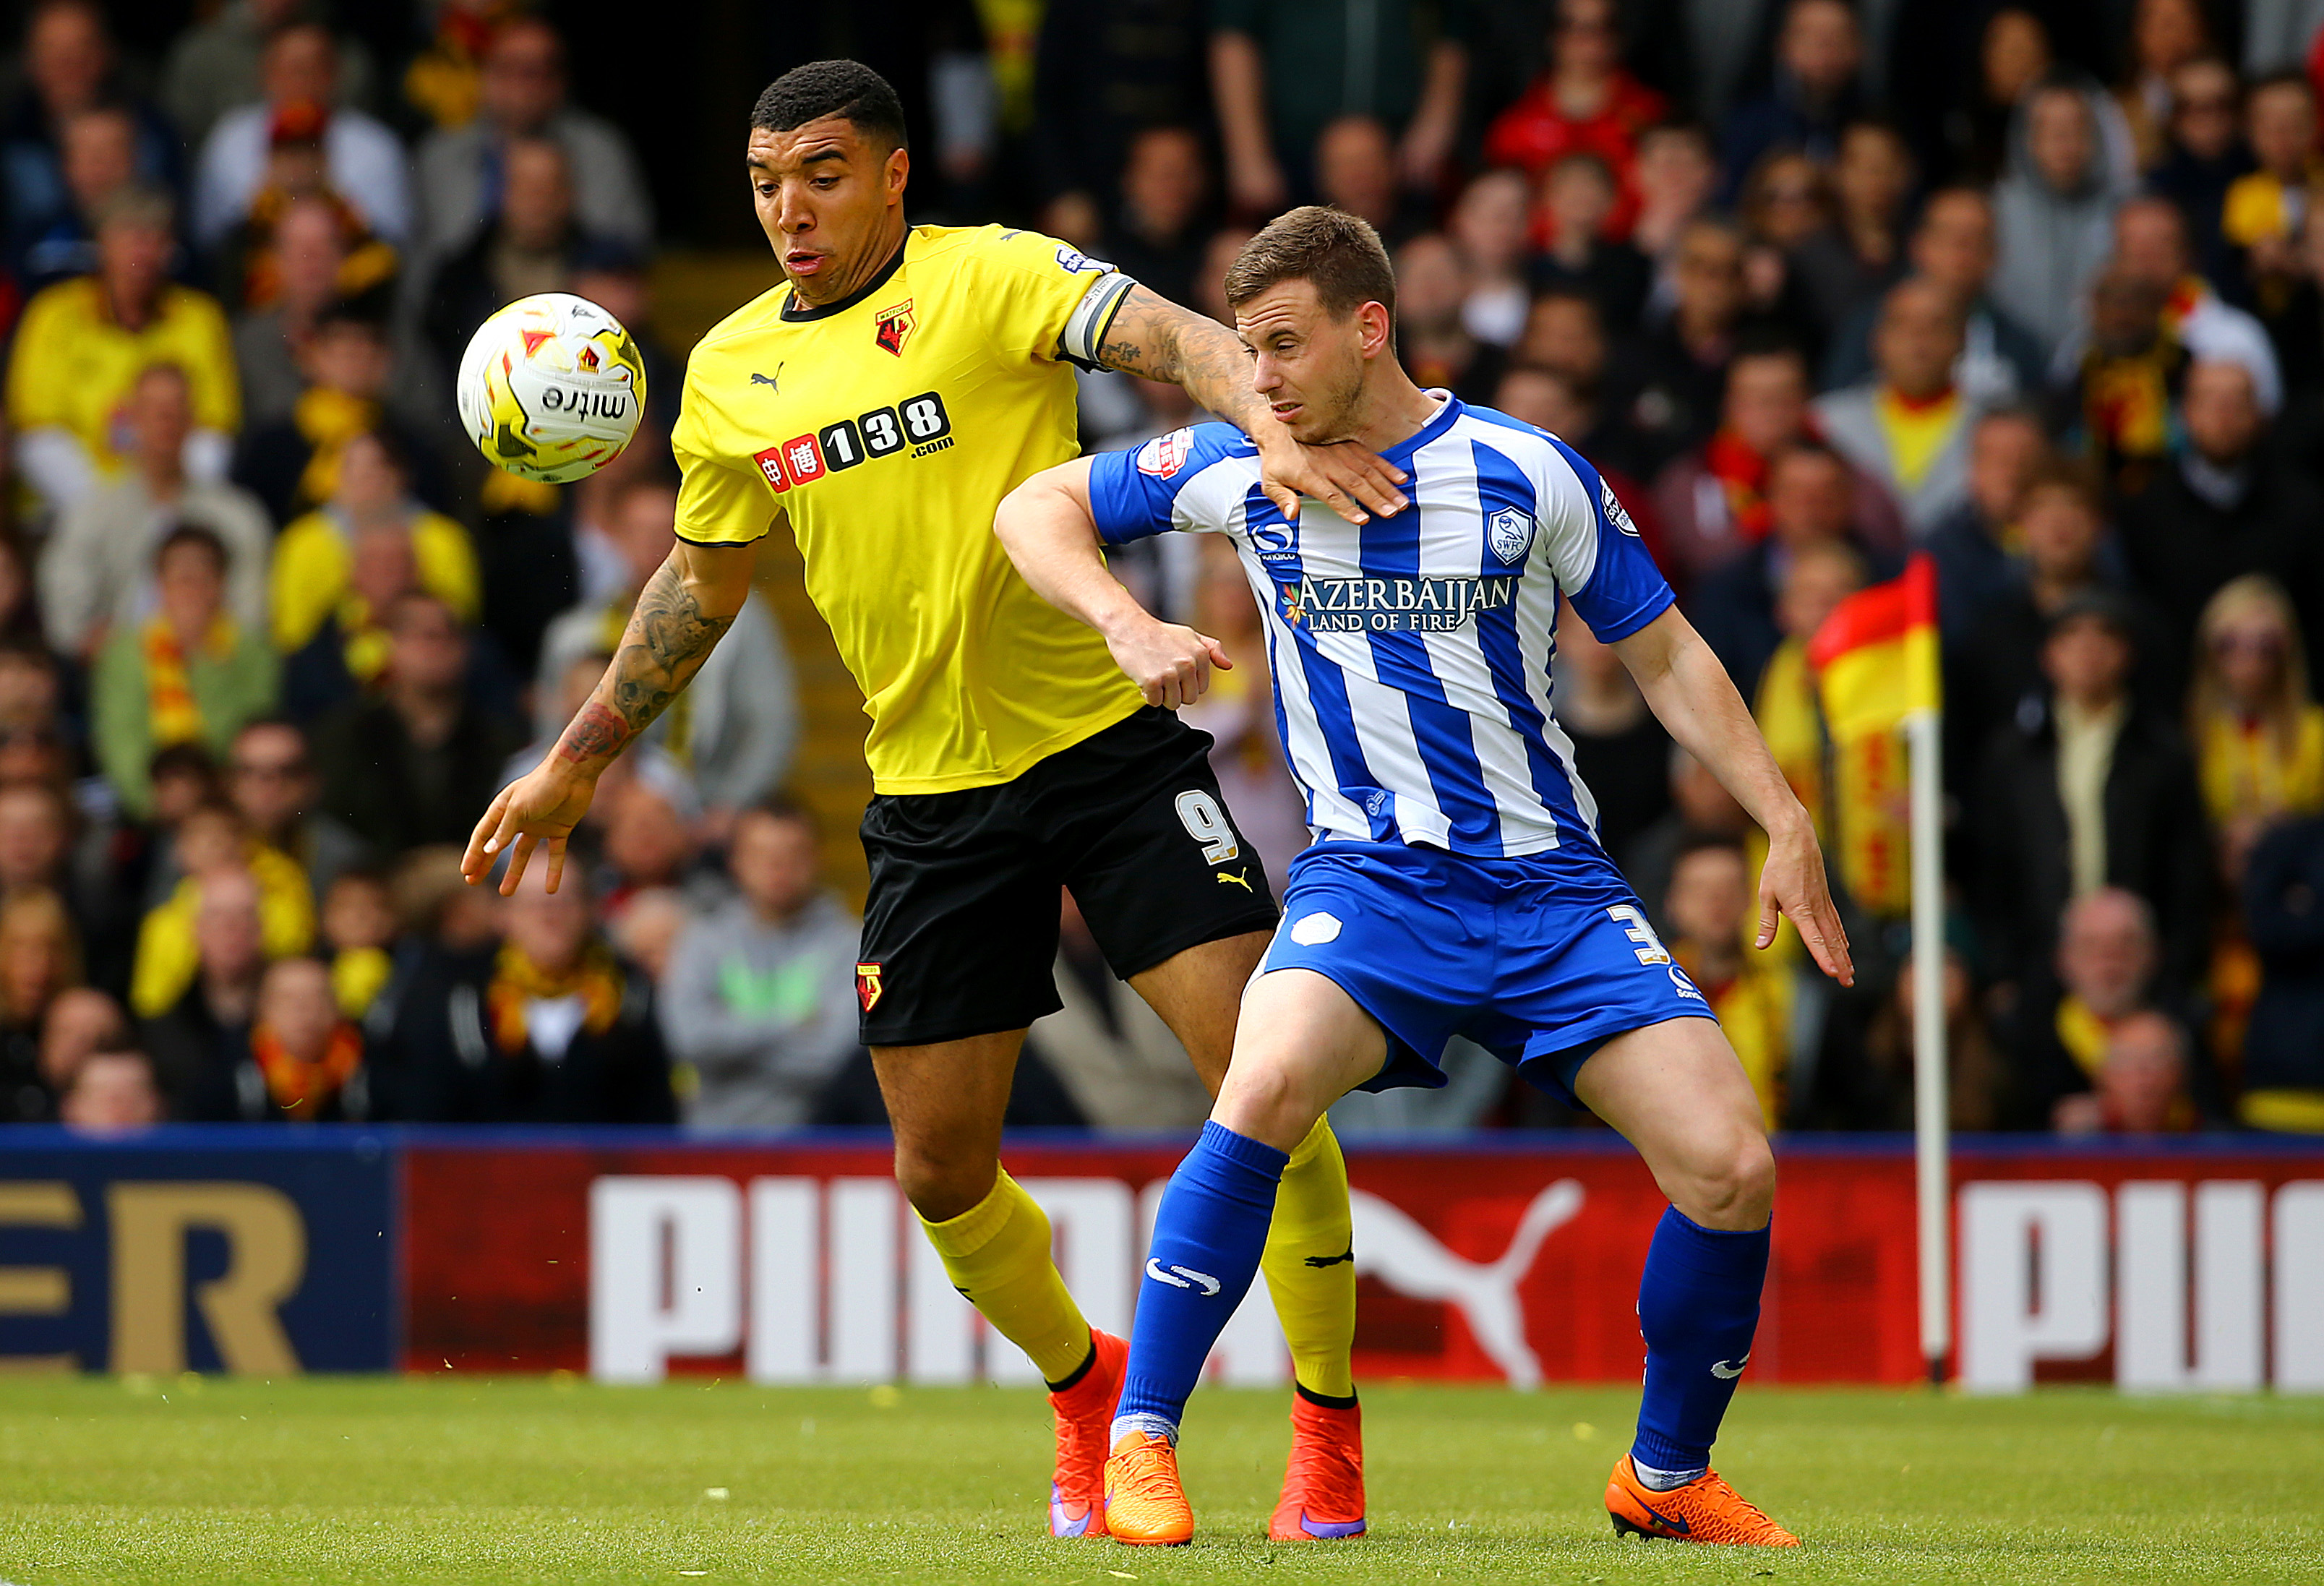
[1,1376,2320,1584]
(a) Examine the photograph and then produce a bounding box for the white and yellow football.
[455,292,647,483]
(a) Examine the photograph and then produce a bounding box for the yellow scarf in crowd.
[293,386,380,511]
[142,614,239,746]
[2197,707,2324,828]
[250,1021,362,1120]
[486,939,623,1056]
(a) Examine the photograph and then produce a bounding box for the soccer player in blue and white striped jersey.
[996,206,1855,1549]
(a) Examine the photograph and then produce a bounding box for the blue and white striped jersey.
[1086,395,1674,859]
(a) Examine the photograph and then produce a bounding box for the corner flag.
[1806,553,1940,740]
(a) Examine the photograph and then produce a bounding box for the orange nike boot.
[1103,1429,1195,1546]
[1268,1394,1366,1540]
[1047,1329,1128,1538]
[1605,1454,1799,1546]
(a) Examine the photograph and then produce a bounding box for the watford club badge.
[873,299,915,356]
[856,961,885,1012]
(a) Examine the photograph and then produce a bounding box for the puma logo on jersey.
[1215,867,1254,892]
[750,367,782,390]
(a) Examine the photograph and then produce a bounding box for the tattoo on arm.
[552,560,735,766]
[1095,286,1272,436]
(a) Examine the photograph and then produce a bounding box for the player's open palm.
[462,762,598,896]
[1756,823,1854,987]
[1108,618,1233,711]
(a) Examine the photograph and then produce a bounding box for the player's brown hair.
[1223,205,1397,328]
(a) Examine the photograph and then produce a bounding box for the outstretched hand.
[460,760,599,896]
[1757,818,1855,987]
[1255,434,1407,526]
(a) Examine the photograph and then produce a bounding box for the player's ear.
[885,144,909,200]
[1356,300,1394,361]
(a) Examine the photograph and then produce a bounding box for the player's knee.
[1686,1132,1775,1230]
[1212,1057,1328,1155]
[891,1141,998,1223]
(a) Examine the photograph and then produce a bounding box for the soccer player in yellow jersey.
[463,61,1405,1540]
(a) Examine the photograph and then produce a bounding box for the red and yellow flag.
[1808,553,1940,741]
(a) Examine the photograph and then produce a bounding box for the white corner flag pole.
[1905,706,1949,1386]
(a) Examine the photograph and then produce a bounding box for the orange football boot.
[1605,1454,1799,1546]
[1268,1394,1366,1540]
[1047,1329,1127,1538]
[1103,1429,1195,1546]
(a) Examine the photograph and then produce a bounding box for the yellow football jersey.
[672,224,1146,794]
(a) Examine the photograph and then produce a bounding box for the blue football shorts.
[1260,837,1719,1106]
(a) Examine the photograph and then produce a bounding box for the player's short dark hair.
[751,60,909,152]
[1224,205,1396,327]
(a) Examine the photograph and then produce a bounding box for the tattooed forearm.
[552,558,737,768]
[1095,286,1274,438]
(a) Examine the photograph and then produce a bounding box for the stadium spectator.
[1207,0,1467,215]
[1022,890,1211,1132]
[596,767,703,919]
[1395,233,1504,401]
[2052,1009,2196,1133]
[1814,278,1981,534]
[421,136,594,380]
[2014,886,2164,1127]
[1731,150,1829,354]
[1749,539,1867,835]
[236,303,449,528]
[2241,811,2324,1130]
[2149,56,2255,293]
[1624,216,1753,466]
[1824,187,2047,403]
[2116,359,2324,674]
[313,592,521,858]
[57,1044,163,1130]
[160,0,378,150]
[7,188,239,518]
[1991,76,2135,358]
[268,429,478,660]
[1808,948,2007,1131]
[35,984,127,1111]
[140,865,270,1118]
[1719,0,1866,197]
[1628,121,1718,281]
[317,866,393,1019]
[232,203,353,427]
[1651,343,1903,586]
[1663,837,1789,1127]
[409,16,653,263]
[1788,121,1914,346]
[1923,408,2049,656]
[1626,744,1754,943]
[1481,0,1665,206]
[230,954,366,1122]
[1554,595,1671,867]
[0,781,72,913]
[1030,0,1210,229]
[226,719,369,908]
[2187,575,2324,846]
[13,103,134,290]
[1974,593,2210,1001]
[2113,0,2212,172]
[1530,151,1650,326]
[92,526,279,823]
[2224,72,2320,307]
[375,859,674,1124]
[1310,115,1428,246]
[191,22,410,253]
[131,799,314,1023]
[1094,126,1213,314]
[1446,169,1531,347]
[1922,6,2054,187]
[0,1,177,273]
[1691,442,1887,695]
[40,364,273,661]
[2103,194,2284,410]
[0,887,75,1121]
[2263,201,2324,407]
[533,479,796,831]
[659,799,860,1130]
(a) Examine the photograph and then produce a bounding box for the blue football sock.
[1630,1206,1770,1476]
[1113,1120,1290,1443]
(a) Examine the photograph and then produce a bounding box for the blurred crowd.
[7,0,2324,1141]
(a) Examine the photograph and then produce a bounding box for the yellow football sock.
[1261,1115,1358,1399]
[918,1169,1094,1386]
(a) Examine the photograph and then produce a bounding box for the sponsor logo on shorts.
[1214,866,1254,892]
[855,961,885,1013]
[1668,964,1705,1002]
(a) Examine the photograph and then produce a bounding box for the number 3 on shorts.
[1606,904,1672,965]
[1174,789,1240,864]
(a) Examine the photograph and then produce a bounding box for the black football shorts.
[854,706,1282,1046]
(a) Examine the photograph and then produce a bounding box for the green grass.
[1,1376,2320,1584]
